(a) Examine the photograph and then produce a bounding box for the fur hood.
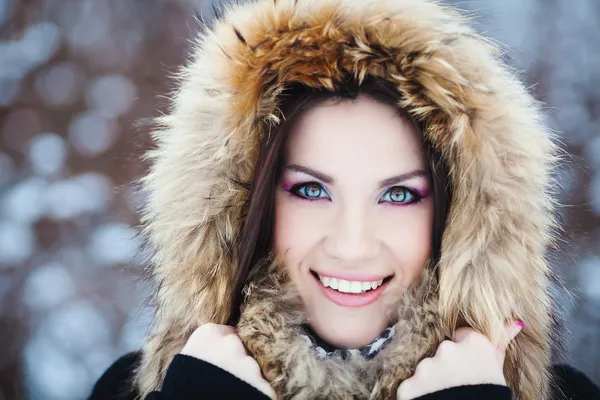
[135,0,563,399]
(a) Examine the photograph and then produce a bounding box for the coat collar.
[237,261,442,399]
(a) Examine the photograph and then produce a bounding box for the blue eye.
[380,186,419,204]
[291,182,330,200]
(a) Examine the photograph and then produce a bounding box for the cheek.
[273,194,296,253]
[381,202,434,282]
[273,192,323,259]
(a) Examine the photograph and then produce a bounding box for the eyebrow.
[283,164,429,189]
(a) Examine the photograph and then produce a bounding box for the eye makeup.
[281,180,330,202]
[378,185,428,206]
[281,175,431,206]
[280,177,305,193]
[402,185,430,200]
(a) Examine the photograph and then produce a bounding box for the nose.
[322,203,379,263]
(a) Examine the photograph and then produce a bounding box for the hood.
[135,1,562,399]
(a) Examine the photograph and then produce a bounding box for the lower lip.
[314,275,391,308]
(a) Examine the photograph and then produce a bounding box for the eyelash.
[286,182,423,206]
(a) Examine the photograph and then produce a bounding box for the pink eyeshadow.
[280,177,299,192]
[412,185,430,198]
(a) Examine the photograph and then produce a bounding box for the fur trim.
[136,1,562,399]
[237,256,442,400]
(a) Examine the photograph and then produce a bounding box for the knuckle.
[195,323,219,338]
[187,327,210,345]
[468,332,490,347]
[222,333,245,353]
[436,340,454,356]
[242,356,261,374]
[202,322,219,331]
[415,357,433,375]
[222,331,241,343]
[397,379,413,398]
[466,330,485,342]
[190,323,232,344]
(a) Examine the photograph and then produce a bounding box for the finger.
[241,356,262,376]
[496,321,524,366]
[214,324,237,335]
[498,321,523,353]
[195,323,236,338]
[252,379,277,400]
[397,380,414,400]
[452,326,478,342]
[238,359,277,400]
[222,332,247,354]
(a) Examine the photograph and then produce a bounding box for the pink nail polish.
[517,321,525,327]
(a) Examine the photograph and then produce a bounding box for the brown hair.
[228,77,452,324]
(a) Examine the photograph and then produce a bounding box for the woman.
[89,0,600,399]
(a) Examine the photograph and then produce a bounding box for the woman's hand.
[397,321,523,400]
[181,323,276,400]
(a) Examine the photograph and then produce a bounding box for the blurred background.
[0,0,598,399]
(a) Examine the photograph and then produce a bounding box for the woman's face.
[273,95,434,349]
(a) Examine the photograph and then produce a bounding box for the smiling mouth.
[310,270,393,294]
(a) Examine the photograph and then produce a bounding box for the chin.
[309,314,390,349]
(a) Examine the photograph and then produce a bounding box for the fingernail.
[509,321,524,338]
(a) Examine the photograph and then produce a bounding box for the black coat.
[89,352,600,400]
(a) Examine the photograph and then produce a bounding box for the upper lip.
[311,269,393,282]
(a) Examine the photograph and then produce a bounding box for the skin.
[273,95,434,348]
[179,95,522,398]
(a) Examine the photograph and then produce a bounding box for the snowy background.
[0,0,599,399]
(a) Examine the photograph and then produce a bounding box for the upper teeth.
[317,274,384,293]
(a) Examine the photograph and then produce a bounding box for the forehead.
[283,95,426,173]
